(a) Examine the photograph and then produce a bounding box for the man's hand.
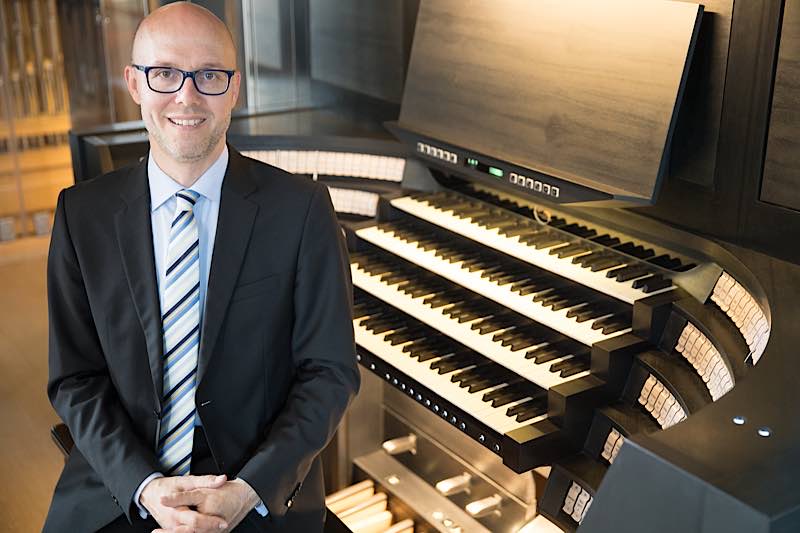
[157,478,261,532]
[140,474,229,532]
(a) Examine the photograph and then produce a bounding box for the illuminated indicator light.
[467,158,478,166]
[489,167,504,178]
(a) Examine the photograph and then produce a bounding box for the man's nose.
[173,75,203,106]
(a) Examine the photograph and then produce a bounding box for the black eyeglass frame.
[132,64,236,95]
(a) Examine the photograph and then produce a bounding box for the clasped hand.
[140,475,260,533]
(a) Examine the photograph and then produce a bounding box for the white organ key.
[675,322,734,401]
[242,150,405,181]
[562,482,581,515]
[355,225,629,346]
[351,263,589,390]
[390,195,674,304]
[601,427,624,464]
[354,322,545,434]
[638,374,687,429]
[710,271,770,365]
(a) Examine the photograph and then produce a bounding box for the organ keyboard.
[344,171,771,530]
[390,192,684,303]
[355,221,633,345]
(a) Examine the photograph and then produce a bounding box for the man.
[44,3,359,532]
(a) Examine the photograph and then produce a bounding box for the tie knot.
[175,189,200,212]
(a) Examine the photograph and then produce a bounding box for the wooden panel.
[0,244,64,532]
[760,0,800,211]
[667,0,733,189]
[399,0,701,200]
[309,0,416,103]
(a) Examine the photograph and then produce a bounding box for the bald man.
[44,3,358,532]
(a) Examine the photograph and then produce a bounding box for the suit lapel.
[198,149,258,382]
[114,158,165,401]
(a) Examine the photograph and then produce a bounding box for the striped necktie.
[158,189,201,476]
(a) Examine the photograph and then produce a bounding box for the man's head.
[124,2,240,173]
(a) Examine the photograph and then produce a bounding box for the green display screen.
[489,166,504,178]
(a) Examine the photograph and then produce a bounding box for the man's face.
[124,22,240,164]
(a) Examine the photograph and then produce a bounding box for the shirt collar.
[148,147,229,212]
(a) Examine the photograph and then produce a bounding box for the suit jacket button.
[286,499,293,508]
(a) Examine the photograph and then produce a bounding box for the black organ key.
[588,256,626,272]
[614,242,655,260]
[491,218,527,231]
[560,362,591,378]
[591,313,631,332]
[484,385,536,408]
[560,223,597,239]
[590,234,621,247]
[648,254,682,270]
[527,234,567,249]
[607,264,651,282]
[403,340,449,356]
[384,325,429,344]
[531,288,560,303]
[416,238,441,252]
[525,345,563,363]
[372,321,405,334]
[514,281,549,296]
[631,274,660,290]
[378,272,407,284]
[601,321,631,334]
[415,349,448,362]
[475,320,508,335]
[633,274,672,293]
[500,224,535,237]
[550,242,591,258]
[360,315,392,328]
[506,399,547,422]
[429,352,476,374]
[492,327,528,343]
[353,303,382,319]
[572,251,608,267]
[549,357,588,377]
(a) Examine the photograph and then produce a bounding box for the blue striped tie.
[157,189,201,476]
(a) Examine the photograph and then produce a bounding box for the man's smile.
[166,117,207,127]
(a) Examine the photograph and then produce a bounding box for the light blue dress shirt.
[134,148,267,518]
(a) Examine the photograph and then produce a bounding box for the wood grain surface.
[761,0,800,211]
[0,238,63,531]
[399,0,701,200]
[310,0,414,103]
[667,0,733,189]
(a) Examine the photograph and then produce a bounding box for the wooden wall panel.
[309,0,417,103]
[667,0,733,189]
[760,0,800,211]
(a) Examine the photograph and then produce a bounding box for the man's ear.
[229,71,242,107]
[124,65,142,105]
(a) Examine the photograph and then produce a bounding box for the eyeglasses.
[132,64,235,95]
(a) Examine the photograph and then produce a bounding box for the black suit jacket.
[44,148,360,531]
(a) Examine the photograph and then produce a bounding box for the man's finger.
[176,474,227,490]
[175,508,228,531]
[151,527,194,533]
[160,489,205,508]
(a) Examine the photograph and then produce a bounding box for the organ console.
[68,0,800,531]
